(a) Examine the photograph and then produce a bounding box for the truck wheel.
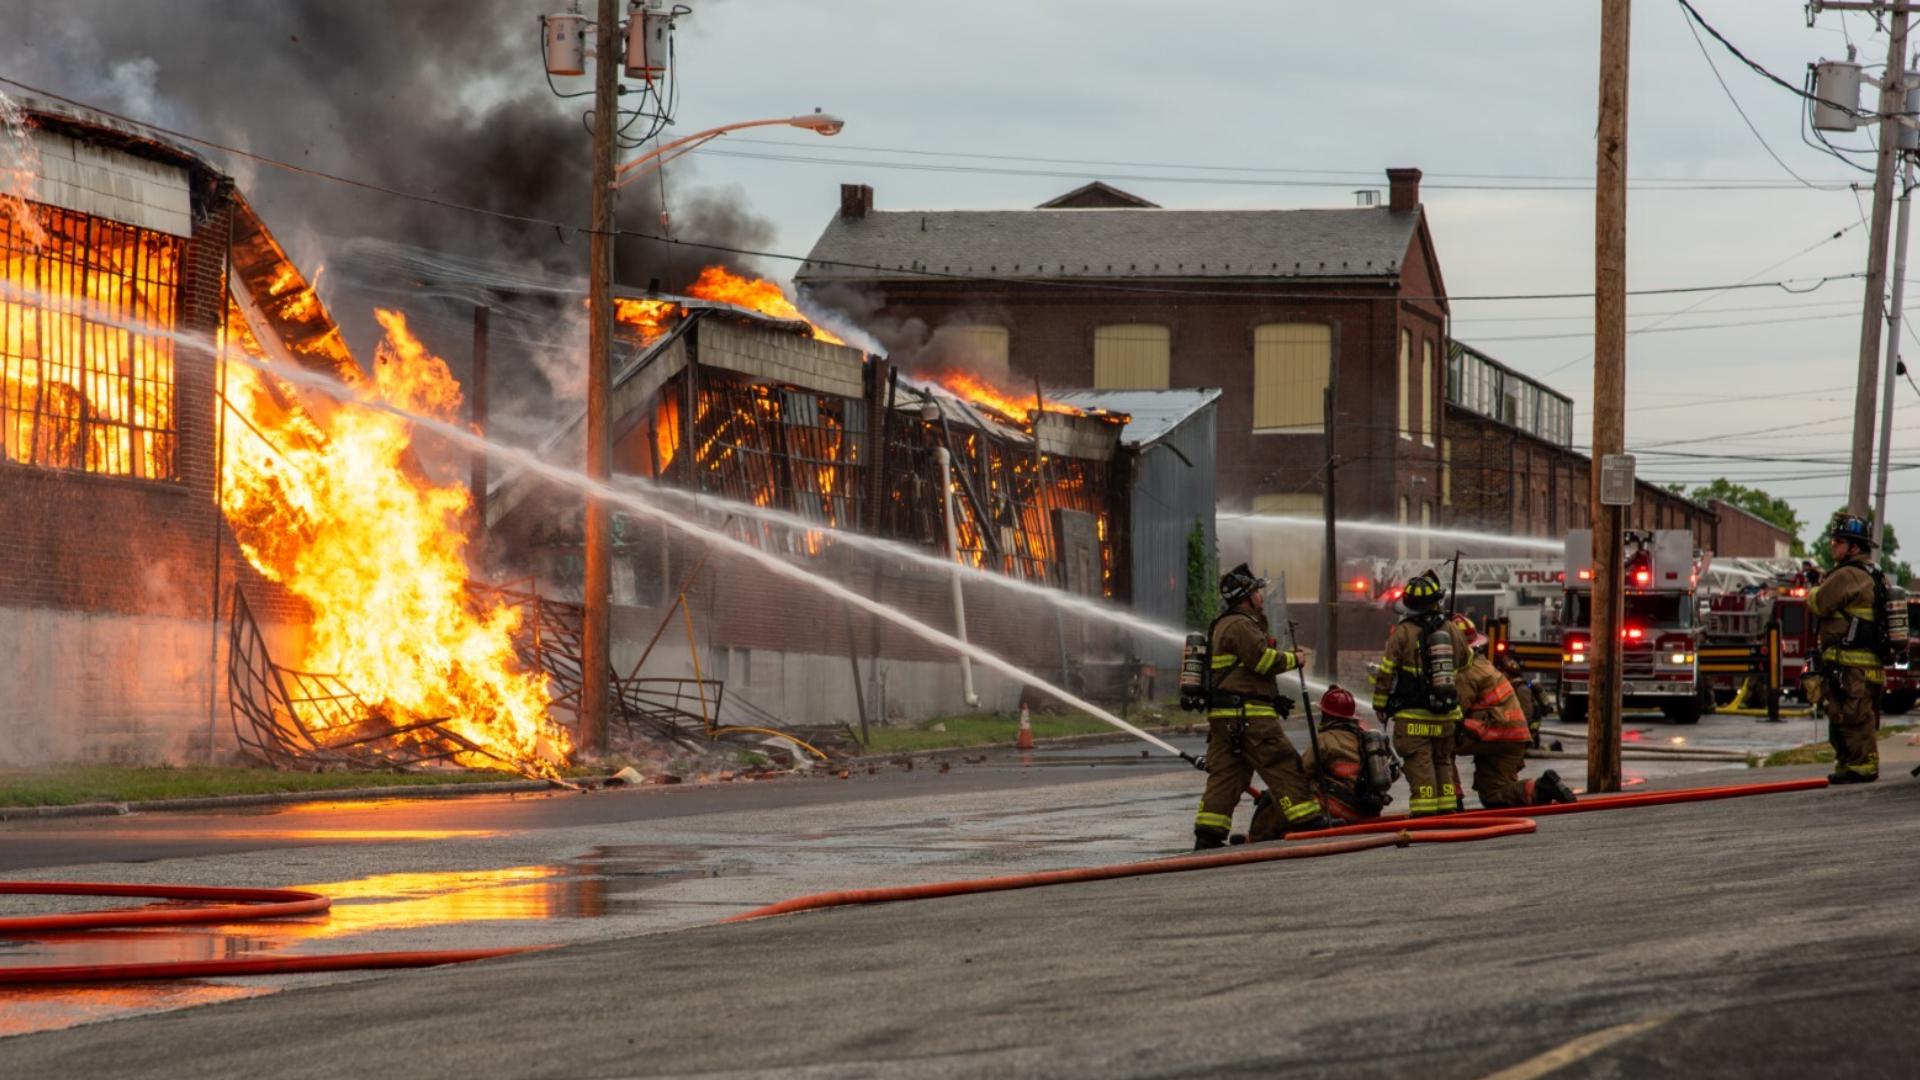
[1561,696,1588,726]
[1883,691,1917,716]
[1661,700,1703,725]
[1712,688,1736,707]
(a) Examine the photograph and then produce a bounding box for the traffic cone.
[1016,704,1035,750]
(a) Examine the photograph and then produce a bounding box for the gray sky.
[654,0,1908,552]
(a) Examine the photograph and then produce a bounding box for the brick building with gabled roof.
[798,171,1450,654]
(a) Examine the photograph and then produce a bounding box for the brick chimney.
[840,182,873,219]
[1386,168,1422,213]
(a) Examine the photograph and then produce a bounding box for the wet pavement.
[0,709,1816,1039]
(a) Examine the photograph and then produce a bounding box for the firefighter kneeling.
[1188,564,1332,849]
[1452,615,1575,807]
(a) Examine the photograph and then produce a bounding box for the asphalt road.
[4,766,1912,1078]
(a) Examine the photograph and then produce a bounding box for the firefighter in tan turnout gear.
[1806,514,1899,784]
[1191,564,1332,849]
[1452,615,1575,808]
[1371,571,1468,816]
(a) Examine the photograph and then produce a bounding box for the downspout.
[937,445,982,708]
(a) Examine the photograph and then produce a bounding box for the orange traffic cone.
[1016,704,1035,750]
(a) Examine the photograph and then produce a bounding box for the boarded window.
[1421,337,1435,446]
[1397,329,1411,440]
[1441,437,1452,506]
[1250,493,1322,602]
[1093,324,1170,389]
[1251,323,1331,433]
[936,324,1009,370]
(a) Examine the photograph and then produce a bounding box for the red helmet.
[1319,684,1358,720]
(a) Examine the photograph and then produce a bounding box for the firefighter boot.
[1826,769,1878,785]
[1194,827,1230,850]
[1532,770,1577,805]
[1284,812,1336,835]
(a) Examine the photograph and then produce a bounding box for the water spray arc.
[1219,513,1566,554]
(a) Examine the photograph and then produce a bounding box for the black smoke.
[7,1,775,432]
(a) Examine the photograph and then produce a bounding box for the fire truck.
[1559,529,1713,725]
[1344,556,1567,640]
[1702,573,1917,715]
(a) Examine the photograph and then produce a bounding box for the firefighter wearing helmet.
[1246,684,1397,839]
[1806,513,1891,783]
[1370,570,1469,816]
[1191,563,1331,849]
[1452,614,1575,807]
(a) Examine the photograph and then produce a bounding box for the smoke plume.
[6,1,776,427]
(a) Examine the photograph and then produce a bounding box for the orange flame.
[925,369,1081,421]
[686,266,844,344]
[613,296,678,345]
[220,307,569,774]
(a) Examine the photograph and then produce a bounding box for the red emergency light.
[1577,569,1593,581]
[1623,626,1645,641]
[1634,569,1651,585]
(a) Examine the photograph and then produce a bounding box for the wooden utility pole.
[1320,386,1338,680]
[1590,0,1631,793]
[580,0,619,752]
[1850,7,1911,516]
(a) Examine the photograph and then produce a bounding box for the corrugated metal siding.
[1127,401,1216,669]
[28,129,192,238]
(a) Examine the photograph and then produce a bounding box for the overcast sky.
[647,0,1911,551]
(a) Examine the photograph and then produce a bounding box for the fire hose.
[0,882,538,986]
[0,778,1826,982]
[723,776,1826,922]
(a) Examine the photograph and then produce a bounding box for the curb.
[0,778,574,822]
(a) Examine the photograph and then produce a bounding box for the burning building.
[1,95,575,772]
[485,276,1180,726]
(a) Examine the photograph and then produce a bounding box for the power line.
[1464,308,1857,343]
[1679,0,1848,190]
[0,74,1874,306]
[1675,0,1885,120]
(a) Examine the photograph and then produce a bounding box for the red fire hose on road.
[0,777,1828,982]
[0,882,537,986]
[723,776,1828,923]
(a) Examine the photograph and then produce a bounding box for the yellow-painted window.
[1093,324,1170,389]
[1250,493,1322,602]
[1420,500,1433,559]
[1251,323,1331,433]
[1421,337,1435,446]
[937,325,1009,369]
[1397,329,1411,440]
[1441,437,1452,506]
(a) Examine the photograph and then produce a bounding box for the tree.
[1184,517,1219,631]
[1808,507,1915,584]
[1688,479,1807,558]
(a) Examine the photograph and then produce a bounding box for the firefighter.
[1807,514,1886,784]
[1192,564,1332,849]
[1454,616,1575,807]
[1304,685,1397,822]
[1493,649,1547,741]
[1371,571,1468,816]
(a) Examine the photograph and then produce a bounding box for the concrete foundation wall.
[0,604,305,767]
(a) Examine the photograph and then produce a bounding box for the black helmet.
[1829,513,1877,550]
[1220,563,1268,607]
[1401,570,1444,612]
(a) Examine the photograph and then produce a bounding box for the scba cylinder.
[1179,633,1210,712]
[1424,626,1457,707]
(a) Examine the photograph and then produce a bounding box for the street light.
[610,110,844,188]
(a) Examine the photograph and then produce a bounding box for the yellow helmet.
[1402,571,1444,612]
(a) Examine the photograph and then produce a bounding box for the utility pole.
[580,0,620,752]
[1320,386,1339,681]
[1875,156,1914,557]
[1590,0,1631,794]
[1850,7,1911,516]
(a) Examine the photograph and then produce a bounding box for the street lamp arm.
[611,113,842,189]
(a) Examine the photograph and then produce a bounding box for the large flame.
[220,306,569,774]
[926,369,1081,421]
[612,266,845,347]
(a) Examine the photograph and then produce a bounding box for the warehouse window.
[1421,337,1435,447]
[936,324,1009,371]
[1397,329,1411,440]
[1093,324,1169,389]
[1420,500,1433,559]
[1441,438,1452,506]
[1250,492,1322,602]
[1251,323,1331,433]
[0,204,180,480]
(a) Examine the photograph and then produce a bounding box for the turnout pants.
[1392,717,1460,816]
[1195,709,1321,841]
[1456,735,1529,808]
[1827,665,1883,779]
